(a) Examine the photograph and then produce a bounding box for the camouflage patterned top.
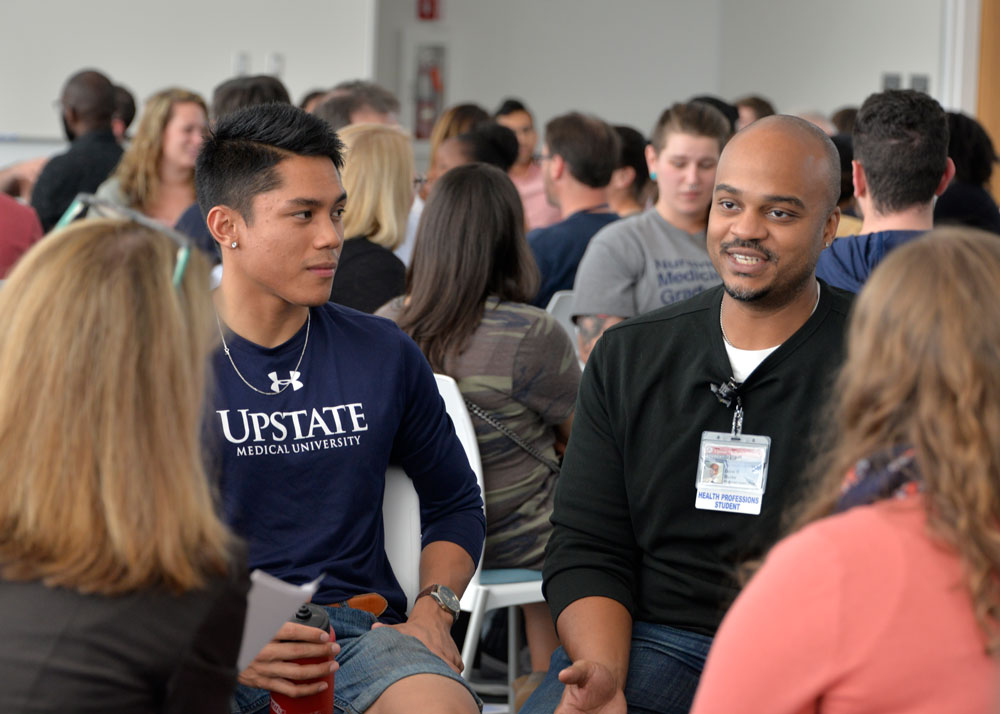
[378,297,580,568]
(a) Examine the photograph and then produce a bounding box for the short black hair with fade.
[196,103,344,224]
[544,112,620,188]
[854,89,949,214]
[494,98,529,118]
[458,123,520,171]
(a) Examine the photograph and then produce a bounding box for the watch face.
[435,585,460,612]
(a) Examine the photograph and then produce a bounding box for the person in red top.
[692,226,1000,714]
[0,194,43,277]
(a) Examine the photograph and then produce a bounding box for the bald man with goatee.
[522,116,854,714]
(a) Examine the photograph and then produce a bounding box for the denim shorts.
[231,605,483,714]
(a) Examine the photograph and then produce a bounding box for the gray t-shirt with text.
[572,208,721,319]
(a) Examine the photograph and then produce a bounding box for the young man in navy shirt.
[196,104,485,714]
[814,89,955,292]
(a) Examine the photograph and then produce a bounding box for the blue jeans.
[520,622,713,714]
[231,605,482,714]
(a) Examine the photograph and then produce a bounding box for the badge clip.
[711,378,739,408]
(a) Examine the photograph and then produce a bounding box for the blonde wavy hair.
[0,218,234,594]
[339,123,414,250]
[796,227,1000,653]
[113,87,207,212]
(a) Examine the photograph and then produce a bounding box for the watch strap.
[416,584,460,623]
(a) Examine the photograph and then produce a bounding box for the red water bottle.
[269,604,335,714]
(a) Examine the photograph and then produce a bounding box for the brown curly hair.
[794,226,1000,653]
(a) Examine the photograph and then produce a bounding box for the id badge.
[695,431,771,515]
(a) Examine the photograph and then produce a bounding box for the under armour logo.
[268,371,304,392]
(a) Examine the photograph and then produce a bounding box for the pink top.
[510,162,562,232]
[691,495,997,714]
[0,194,43,277]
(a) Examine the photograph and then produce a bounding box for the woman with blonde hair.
[0,217,247,712]
[97,87,208,225]
[330,123,411,313]
[692,227,1000,714]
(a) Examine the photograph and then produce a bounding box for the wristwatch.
[416,584,461,624]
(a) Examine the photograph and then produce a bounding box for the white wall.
[0,0,377,140]
[377,0,977,155]
[1,0,978,169]
[376,0,724,139]
[716,0,946,115]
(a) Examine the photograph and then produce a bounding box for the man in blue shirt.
[196,104,485,714]
[528,112,620,308]
[815,89,955,292]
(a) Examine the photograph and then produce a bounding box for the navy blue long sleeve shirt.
[210,303,485,622]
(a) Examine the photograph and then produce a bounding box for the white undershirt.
[724,343,779,383]
[721,280,822,382]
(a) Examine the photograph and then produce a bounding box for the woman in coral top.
[691,227,1000,714]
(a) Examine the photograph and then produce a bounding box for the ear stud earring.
[231,241,238,249]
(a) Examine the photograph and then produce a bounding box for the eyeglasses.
[55,193,193,288]
[533,153,554,162]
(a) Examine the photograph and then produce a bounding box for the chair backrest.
[382,465,422,613]
[382,373,485,614]
[545,290,577,354]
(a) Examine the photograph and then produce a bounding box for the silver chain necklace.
[720,280,821,346]
[216,312,311,395]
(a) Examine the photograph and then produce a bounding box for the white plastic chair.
[545,290,576,342]
[382,464,422,614]
[382,373,546,711]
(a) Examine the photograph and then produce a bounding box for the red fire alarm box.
[418,0,438,20]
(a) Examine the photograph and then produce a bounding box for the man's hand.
[554,660,627,714]
[238,621,340,697]
[371,595,463,673]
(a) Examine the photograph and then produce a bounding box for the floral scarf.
[834,445,922,514]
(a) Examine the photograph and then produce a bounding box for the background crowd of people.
[1,66,999,714]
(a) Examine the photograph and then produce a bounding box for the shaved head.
[732,115,841,212]
[708,113,842,309]
[61,69,115,127]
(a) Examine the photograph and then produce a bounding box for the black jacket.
[30,128,123,232]
[543,281,853,636]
